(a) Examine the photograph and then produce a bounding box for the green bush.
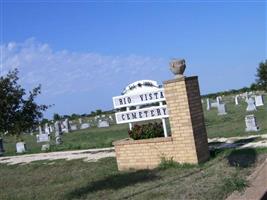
[128,122,164,140]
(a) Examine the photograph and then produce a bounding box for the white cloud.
[1,38,166,96]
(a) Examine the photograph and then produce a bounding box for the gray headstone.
[54,121,62,136]
[97,120,110,128]
[246,97,257,112]
[216,96,222,104]
[217,103,227,115]
[245,115,259,132]
[54,121,62,145]
[16,142,26,153]
[255,95,264,107]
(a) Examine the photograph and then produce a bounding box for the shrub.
[128,122,164,140]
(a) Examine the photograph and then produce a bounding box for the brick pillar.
[163,76,209,163]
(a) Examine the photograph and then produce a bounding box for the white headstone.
[97,120,110,128]
[62,119,70,133]
[206,98,210,111]
[78,118,82,124]
[16,142,26,153]
[217,104,227,115]
[246,97,257,112]
[255,95,264,107]
[38,125,43,135]
[49,125,53,133]
[70,124,78,131]
[216,96,222,104]
[235,95,239,105]
[44,123,50,135]
[80,123,90,129]
[245,115,259,132]
[36,134,50,143]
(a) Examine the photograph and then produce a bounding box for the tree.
[70,113,79,120]
[95,109,102,116]
[256,60,267,91]
[0,69,49,139]
[41,118,49,125]
[250,83,259,91]
[90,111,96,116]
[53,113,61,121]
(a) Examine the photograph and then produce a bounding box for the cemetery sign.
[112,80,168,137]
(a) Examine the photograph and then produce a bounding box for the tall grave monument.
[54,121,63,145]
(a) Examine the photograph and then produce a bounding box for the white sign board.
[113,81,168,137]
[115,105,168,124]
[113,88,165,109]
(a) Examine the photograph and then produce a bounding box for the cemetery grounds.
[0,93,267,199]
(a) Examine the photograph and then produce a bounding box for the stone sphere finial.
[169,58,186,78]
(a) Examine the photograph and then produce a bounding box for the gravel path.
[208,134,267,149]
[0,147,115,165]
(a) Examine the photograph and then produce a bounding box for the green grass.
[204,94,267,138]
[2,94,267,155]
[1,93,267,199]
[1,148,266,200]
[2,124,129,156]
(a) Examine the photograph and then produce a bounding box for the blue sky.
[1,1,266,118]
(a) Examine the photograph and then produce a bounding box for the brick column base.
[163,76,209,163]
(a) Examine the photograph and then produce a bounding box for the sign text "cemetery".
[115,105,168,124]
[113,88,165,109]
